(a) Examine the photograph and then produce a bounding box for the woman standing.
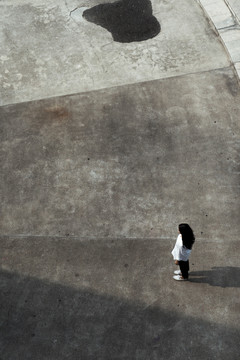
[172,223,195,281]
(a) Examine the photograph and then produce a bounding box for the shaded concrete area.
[1,68,240,239]
[0,237,240,359]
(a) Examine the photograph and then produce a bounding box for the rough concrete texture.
[0,237,240,359]
[1,68,240,240]
[0,0,230,105]
[226,0,240,22]
[199,0,236,29]
[220,27,240,62]
[198,0,240,81]
[1,0,240,359]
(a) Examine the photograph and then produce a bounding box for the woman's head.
[178,223,195,249]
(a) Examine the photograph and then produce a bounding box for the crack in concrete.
[218,24,239,31]
[69,7,79,17]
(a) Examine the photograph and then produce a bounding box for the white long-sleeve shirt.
[171,234,191,261]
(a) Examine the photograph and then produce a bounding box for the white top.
[171,234,191,261]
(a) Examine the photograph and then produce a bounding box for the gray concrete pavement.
[0,236,240,359]
[226,0,240,22]
[198,0,240,79]
[1,68,240,240]
[1,0,240,359]
[0,0,230,105]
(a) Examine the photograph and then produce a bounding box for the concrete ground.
[0,0,240,359]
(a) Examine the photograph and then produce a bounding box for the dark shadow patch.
[189,267,240,288]
[83,0,161,43]
[0,268,239,359]
[1,237,240,358]
[223,72,239,97]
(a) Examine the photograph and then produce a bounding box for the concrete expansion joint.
[0,234,230,243]
[224,0,240,23]
[1,234,174,241]
[218,24,240,31]
[0,65,232,108]
[197,0,240,83]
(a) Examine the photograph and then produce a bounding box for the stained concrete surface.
[1,0,240,359]
[1,68,240,240]
[1,67,240,358]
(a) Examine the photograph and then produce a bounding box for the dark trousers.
[179,260,189,279]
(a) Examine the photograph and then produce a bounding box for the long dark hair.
[179,223,195,250]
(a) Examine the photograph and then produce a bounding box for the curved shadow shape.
[83,0,161,43]
[189,267,240,288]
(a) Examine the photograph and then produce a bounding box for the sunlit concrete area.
[0,0,231,106]
[0,0,240,359]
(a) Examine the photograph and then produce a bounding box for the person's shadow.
[189,267,240,288]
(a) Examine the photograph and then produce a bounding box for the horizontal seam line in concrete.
[0,65,234,108]
[0,234,178,240]
[218,24,237,30]
[0,234,227,242]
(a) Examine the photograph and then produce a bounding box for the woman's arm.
[172,235,182,262]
